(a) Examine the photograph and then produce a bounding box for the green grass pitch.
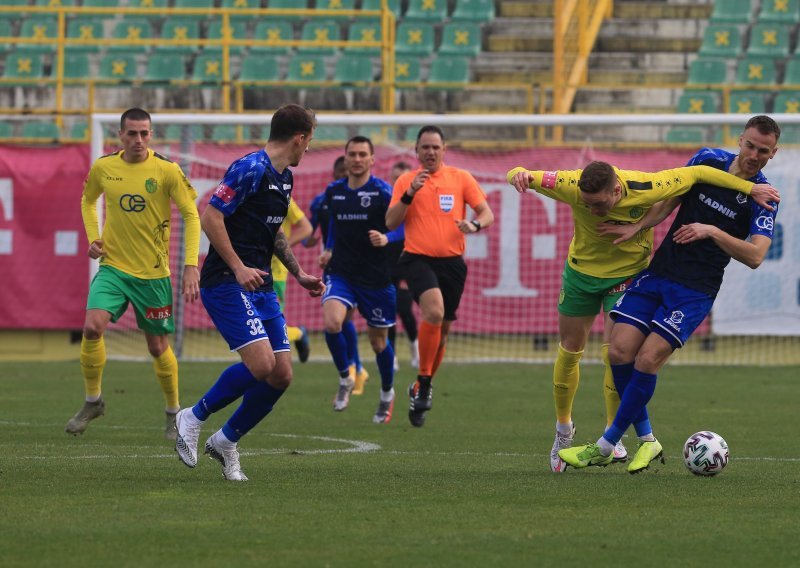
[0,360,797,567]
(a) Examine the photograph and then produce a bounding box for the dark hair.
[578,161,617,194]
[392,160,412,171]
[745,115,781,141]
[345,135,374,154]
[268,103,317,142]
[120,107,151,130]
[416,125,445,144]
[333,155,345,173]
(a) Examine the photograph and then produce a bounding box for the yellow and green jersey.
[270,198,306,283]
[81,148,200,279]
[506,165,755,278]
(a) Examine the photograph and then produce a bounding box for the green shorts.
[557,262,633,318]
[273,279,286,310]
[87,265,175,335]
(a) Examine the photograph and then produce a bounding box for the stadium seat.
[773,91,800,112]
[205,20,247,53]
[70,121,88,139]
[222,0,260,8]
[61,52,90,79]
[317,0,356,16]
[358,125,398,144]
[451,0,496,22]
[145,54,187,83]
[334,54,373,84]
[165,124,204,142]
[676,90,720,113]
[160,18,200,55]
[238,54,281,82]
[746,23,790,57]
[727,90,767,113]
[192,53,224,83]
[0,20,13,53]
[396,22,434,56]
[109,18,154,54]
[698,23,742,57]
[428,55,470,84]
[709,0,755,23]
[298,20,341,55]
[174,0,215,7]
[128,0,168,8]
[345,21,382,55]
[0,0,27,21]
[687,58,728,85]
[99,53,138,81]
[211,124,239,142]
[81,0,119,13]
[395,57,422,85]
[18,17,57,52]
[664,127,708,145]
[287,54,327,83]
[757,0,800,22]
[780,125,800,143]
[438,23,482,57]
[266,0,309,20]
[34,0,76,6]
[404,0,448,22]
[251,20,294,54]
[66,18,103,52]
[22,121,60,141]
[313,125,348,142]
[0,122,14,138]
[735,57,777,84]
[783,56,800,84]
[360,0,401,17]
[3,51,46,81]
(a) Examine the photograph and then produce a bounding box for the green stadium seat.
[160,18,200,55]
[317,0,356,16]
[664,127,707,145]
[165,124,204,142]
[192,53,224,83]
[757,0,800,22]
[313,125,348,142]
[727,89,767,113]
[676,90,720,113]
[360,0,401,17]
[395,57,422,85]
[709,0,755,23]
[34,0,76,6]
[698,23,742,57]
[773,91,800,112]
[735,57,777,84]
[0,122,14,138]
[779,125,800,142]
[405,0,448,22]
[345,21,382,55]
[205,20,247,54]
[22,121,60,141]
[251,20,294,54]
[746,23,790,57]
[358,125,398,144]
[145,54,187,82]
[428,55,470,85]
[783,56,800,84]
[81,0,119,12]
[61,52,90,79]
[439,22,481,56]
[174,0,215,7]
[334,54,373,84]
[396,22,434,56]
[70,121,88,140]
[66,18,103,53]
[128,0,168,8]
[3,51,46,81]
[298,20,341,55]
[266,0,309,20]
[222,0,260,8]
[238,54,281,82]
[451,0,496,22]
[211,124,239,142]
[687,58,728,85]
[18,17,57,52]
[99,53,138,81]
[0,0,27,21]
[109,18,154,54]
[287,54,327,83]
[0,20,13,53]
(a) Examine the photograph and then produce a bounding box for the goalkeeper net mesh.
[91,112,800,366]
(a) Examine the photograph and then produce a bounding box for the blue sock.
[222,381,286,442]
[342,319,362,370]
[375,342,395,391]
[192,362,258,421]
[603,368,658,446]
[610,361,651,437]
[325,330,351,375]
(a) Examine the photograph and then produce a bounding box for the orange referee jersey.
[390,164,487,257]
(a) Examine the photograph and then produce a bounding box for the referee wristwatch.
[471,220,481,232]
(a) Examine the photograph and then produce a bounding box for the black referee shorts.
[398,253,467,321]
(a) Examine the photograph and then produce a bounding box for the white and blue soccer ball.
[683,431,729,476]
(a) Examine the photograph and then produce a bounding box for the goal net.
[90,112,800,366]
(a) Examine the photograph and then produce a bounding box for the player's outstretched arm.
[506,167,533,194]
[597,198,680,244]
[749,183,780,211]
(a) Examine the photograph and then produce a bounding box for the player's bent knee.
[608,343,633,366]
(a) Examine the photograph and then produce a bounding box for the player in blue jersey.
[174,104,325,481]
[319,136,398,423]
[305,156,371,393]
[559,115,781,474]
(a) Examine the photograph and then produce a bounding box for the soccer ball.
[683,431,729,476]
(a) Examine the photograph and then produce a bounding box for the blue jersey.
[200,150,294,292]
[308,189,332,245]
[324,175,393,288]
[648,147,778,297]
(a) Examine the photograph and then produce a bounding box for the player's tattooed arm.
[274,230,301,277]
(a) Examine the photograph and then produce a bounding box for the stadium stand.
[676,90,720,113]
[3,51,45,81]
[404,0,448,22]
[687,57,728,84]
[21,120,59,141]
[727,89,768,113]
[160,18,201,55]
[746,23,791,57]
[238,54,281,82]
[145,54,187,83]
[205,20,247,54]
[757,0,800,22]
[109,18,154,54]
[774,91,800,112]
[298,20,342,55]
[345,20,382,54]
[61,52,90,80]
[439,22,482,57]
[735,56,777,85]
[251,20,294,54]
[360,0,401,17]
[709,0,756,23]
[396,21,434,56]
[698,23,743,57]
[18,17,57,52]
[451,0,496,22]
[428,55,471,85]
[287,54,327,83]
[784,56,800,84]
[65,18,103,53]
[98,53,138,81]
[192,53,224,83]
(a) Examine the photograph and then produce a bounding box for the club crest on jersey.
[736,193,748,205]
[629,206,644,219]
[360,195,372,208]
[145,178,158,194]
[439,194,454,212]
[665,310,684,331]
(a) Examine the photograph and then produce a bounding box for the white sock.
[597,437,614,456]
[339,376,351,385]
[556,421,573,435]
[86,394,101,403]
[213,429,235,447]
[639,433,656,442]
[380,387,395,402]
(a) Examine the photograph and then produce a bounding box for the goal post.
[90,112,800,366]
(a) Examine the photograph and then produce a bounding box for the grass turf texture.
[1,360,797,567]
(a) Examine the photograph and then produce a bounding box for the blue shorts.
[201,283,290,353]
[322,274,396,328]
[609,271,714,349]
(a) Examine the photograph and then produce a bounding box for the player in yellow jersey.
[271,198,313,362]
[65,108,201,440]
[507,162,780,472]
